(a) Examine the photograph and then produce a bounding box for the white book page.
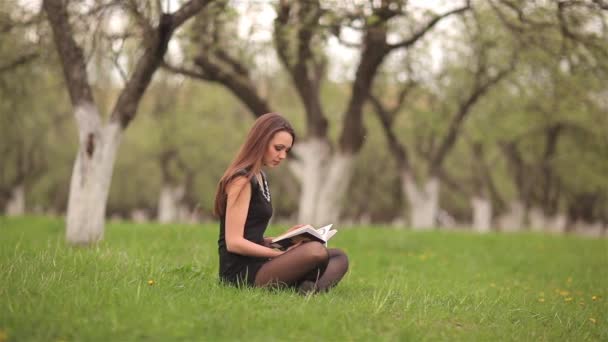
[315,224,334,240]
[272,225,317,242]
[324,229,337,241]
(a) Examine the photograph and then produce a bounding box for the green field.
[1,216,606,341]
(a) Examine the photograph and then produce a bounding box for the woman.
[214,113,349,294]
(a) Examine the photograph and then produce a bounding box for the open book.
[270,224,337,250]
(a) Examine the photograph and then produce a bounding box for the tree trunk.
[157,183,186,223]
[316,153,355,225]
[5,183,25,216]
[402,173,439,230]
[572,220,605,238]
[497,200,525,232]
[530,207,567,234]
[528,207,547,232]
[289,138,354,226]
[547,213,567,234]
[65,119,122,245]
[471,196,492,233]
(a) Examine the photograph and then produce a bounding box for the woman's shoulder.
[225,175,251,195]
[234,168,249,177]
[227,168,260,191]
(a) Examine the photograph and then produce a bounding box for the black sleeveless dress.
[218,171,273,286]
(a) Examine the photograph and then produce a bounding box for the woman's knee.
[300,241,329,264]
[330,248,349,271]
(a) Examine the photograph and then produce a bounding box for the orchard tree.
[370,6,516,229]
[43,0,211,244]
[168,0,470,225]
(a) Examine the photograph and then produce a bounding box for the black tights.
[254,241,349,293]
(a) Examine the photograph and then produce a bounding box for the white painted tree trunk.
[65,108,122,245]
[471,196,492,233]
[157,184,186,223]
[546,213,567,234]
[528,207,546,232]
[572,220,605,238]
[497,200,525,232]
[528,207,567,233]
[5,184,25,216]
[402,174,439,230]
[289,138,354,226]
[316,154,354,225]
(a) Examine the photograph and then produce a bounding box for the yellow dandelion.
[592,295,598,301]
[589,318,596,324]
[559,290,570,296]
[148,279,155,286]
[565,297,573,302]
[538,298,545,303]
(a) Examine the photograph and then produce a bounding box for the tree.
[43,0,210,244]
[483,0,608,232]
[370,5,516,229]
[0,1,57,216]
[167,0,469,225]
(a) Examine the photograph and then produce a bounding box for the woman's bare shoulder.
[226,175,251,195]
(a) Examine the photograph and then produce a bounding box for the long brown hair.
[213,113,295,217]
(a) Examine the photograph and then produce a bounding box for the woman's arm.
[225,176,283,258]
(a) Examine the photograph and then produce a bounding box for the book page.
[315,224,333,239]
[324,229,337,241]
[272,226,319,242]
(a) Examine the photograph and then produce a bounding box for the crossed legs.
[254,241,349,293]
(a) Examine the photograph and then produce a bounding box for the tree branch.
[368,92,411,172]
[110,0,210,127]
[387,2,471,51]
[43,0,96,106]
[170,0,211,31]
[0,52,39,73]
[274,0,328,137]
[162,61,212,81]
[592,0,608,10]
[428,50,518,176]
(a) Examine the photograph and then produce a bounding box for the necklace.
[260,173,271,202]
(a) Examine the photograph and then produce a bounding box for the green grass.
[1,216,606,341]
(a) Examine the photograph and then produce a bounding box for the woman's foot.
[297,280,317,295]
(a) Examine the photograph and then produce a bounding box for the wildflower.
[148,279,155,286]
[490,283,496,288]
[559,290,569,296]
[538,298,545,303]
[564,297,573,302]
[589,318,596,324]
[592,295,598,301]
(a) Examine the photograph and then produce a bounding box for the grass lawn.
[1,216,606,341]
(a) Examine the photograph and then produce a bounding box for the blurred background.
[1,0,606,237]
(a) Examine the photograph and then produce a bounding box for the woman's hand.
[286,241,304,251]
[263,237,274,247]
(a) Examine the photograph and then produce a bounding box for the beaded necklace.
[260,173,271,202]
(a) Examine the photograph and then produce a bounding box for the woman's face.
[263,131,293,168]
